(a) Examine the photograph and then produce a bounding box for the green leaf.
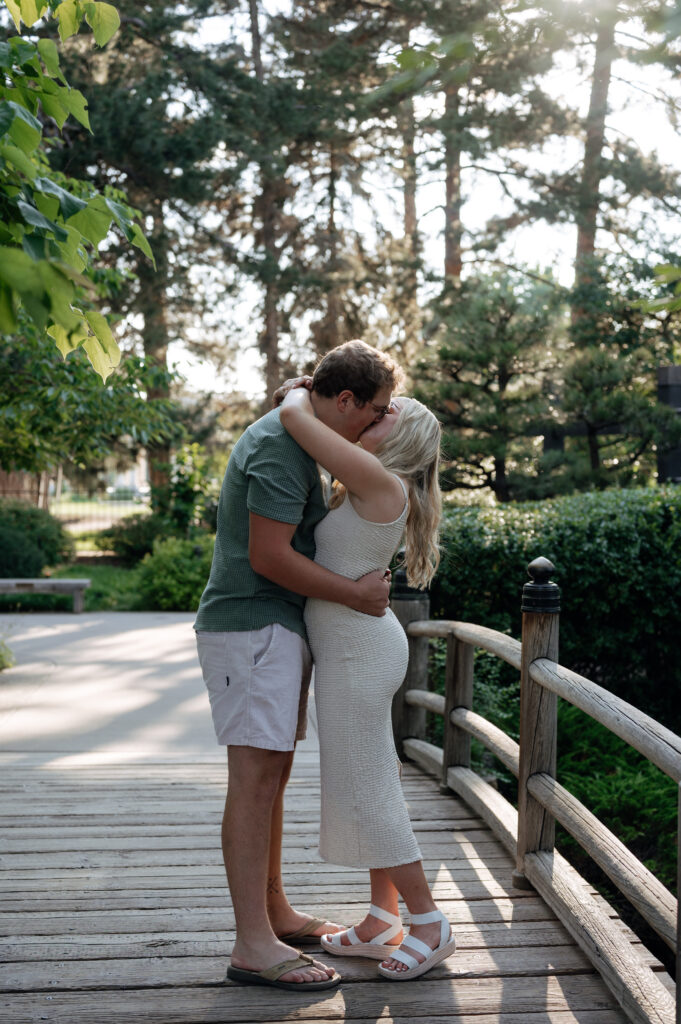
[10,36,40,69]
[47,320,90,358]
[0,105,17,139]
[83,309,121,380]
[37,38,65,81]
[68,197,113,248]
[83,1,120,47]
[22,232,49,261]
[130,222,154,263]
[39,92,69,130]
[56,224,87,271]
[0,142,38,179]
[38,262,81,330]
[35,176,88,220]
[0,283,18,333]
[56,0,82,42]
[17,198,67,240]
[653,264,681,284]
[0,43,12,70]
[0,246,44,294]
[17,0,41,26]
[34,192,60,221]
[60,87,91,131]
[6,102,42,154]
[4,0,22,31]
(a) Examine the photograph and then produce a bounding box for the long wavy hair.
[330,397,442,589]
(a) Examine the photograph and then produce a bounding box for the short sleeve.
[245,432,315,524]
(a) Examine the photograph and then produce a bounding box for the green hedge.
[96,512,173,565]
[0,500,74,577]
[431,485,681,733]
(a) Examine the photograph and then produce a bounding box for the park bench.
[0,578,91,612]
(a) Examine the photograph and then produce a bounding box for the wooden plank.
[0,945,605,991]
[0,975,626,1024]
[0,818,486,851]
[0,918,656,965]
[0,839,509,872]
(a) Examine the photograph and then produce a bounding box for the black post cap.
[521,556,560,614]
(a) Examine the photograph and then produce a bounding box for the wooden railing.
[390,556,680,1024]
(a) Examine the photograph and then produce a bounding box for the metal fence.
[1,490,150,535]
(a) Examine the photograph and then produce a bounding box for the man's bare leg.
[223,745,333,982]
[265,749,344,940]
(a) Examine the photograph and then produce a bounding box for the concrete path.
[0,612,217,764]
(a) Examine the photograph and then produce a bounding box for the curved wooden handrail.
[450,708,520,778]
[404,688,444,715]
[527,771,677,951]
[530,658,681,784]
[406,619,522,670]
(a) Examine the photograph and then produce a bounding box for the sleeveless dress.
[304,477,422,869]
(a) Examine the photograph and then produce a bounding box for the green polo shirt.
[193,408,327,638]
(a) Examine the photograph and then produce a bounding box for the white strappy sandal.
[377,908,456,980]
[320,903,403,960]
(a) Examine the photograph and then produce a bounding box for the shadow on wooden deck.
[2,738,660,1023]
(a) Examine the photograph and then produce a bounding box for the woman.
[279,387,456,981]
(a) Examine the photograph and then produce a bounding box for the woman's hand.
[271,375,313,409]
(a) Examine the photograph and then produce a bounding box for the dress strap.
[393,475,409,512]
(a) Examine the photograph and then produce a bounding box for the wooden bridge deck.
[2,738,667,1024]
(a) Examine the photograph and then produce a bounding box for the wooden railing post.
[677,781,681,1024]
[513,556,561,890]
[391,567,430,759]
[440,635,474,793]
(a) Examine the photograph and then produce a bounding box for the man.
[194,340,403,991]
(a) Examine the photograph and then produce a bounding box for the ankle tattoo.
[267,875,281,896]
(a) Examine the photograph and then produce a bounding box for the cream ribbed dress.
[304,479,422,869]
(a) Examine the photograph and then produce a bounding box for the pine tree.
[416,270,565,501]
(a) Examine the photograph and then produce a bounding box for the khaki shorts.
[195,624,311,751]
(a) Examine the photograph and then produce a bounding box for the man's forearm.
[251,545,358,606]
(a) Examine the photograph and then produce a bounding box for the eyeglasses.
[366,400,394,421]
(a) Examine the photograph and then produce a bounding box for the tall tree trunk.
[401,96,421,358]
[493,456,510,502]
[443,85,462,284]
[574,15,615,281]
[138,208,171,495]
[250,0,282,408]
[320,148,342,354]
[571,12,616,473]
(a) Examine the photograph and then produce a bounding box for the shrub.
[96,512,171,564]
[136,534,214,611]
[0,500,73,573]
[0,525,46,577]
[0,637,14,671]
[431,486,681,733]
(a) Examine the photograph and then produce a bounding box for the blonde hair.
[329,397,442,589]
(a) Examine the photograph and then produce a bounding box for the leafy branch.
[0,0,153,379]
